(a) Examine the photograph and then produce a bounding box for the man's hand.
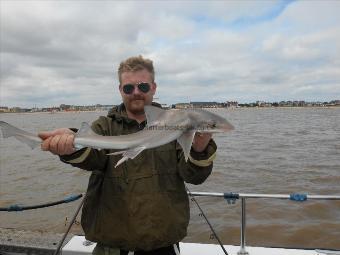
[38,128,76,155]
[192,132,212,152]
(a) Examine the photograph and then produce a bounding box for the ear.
[151,82,157,95]
[119,84,123,94]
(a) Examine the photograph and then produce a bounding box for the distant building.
[190,102,222,108]
[9,107,30,113]
[330,100,340,105]
[256,101,272,107]
[0,106,9,113]
[224,101,238,107]
[60,104,71,111]
[174,103,192,109]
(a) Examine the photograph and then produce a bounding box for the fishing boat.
[1,191,340,255]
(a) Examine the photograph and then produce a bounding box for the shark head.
[144,105,234,133]
[186,109,234,133]
[144,105,234,162]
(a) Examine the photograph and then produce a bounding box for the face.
[119,69,157,116]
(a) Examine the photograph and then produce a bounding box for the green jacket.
[61,103,217,251]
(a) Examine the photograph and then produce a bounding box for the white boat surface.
[62,235,340,255]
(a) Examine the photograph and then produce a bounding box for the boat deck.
[63,236,339,255]
[0,228,72,254]
[1,228,339,255]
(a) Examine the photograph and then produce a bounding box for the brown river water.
[0,108,339,249]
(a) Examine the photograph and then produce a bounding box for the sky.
[0,0,340,108]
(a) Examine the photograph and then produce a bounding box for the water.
[0,108,339,249]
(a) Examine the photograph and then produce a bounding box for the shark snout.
[220,122,235,132]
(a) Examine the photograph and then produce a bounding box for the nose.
[132,85,142,95]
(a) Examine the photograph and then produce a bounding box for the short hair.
[118,55,155,83]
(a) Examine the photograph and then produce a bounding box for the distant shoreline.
[233,105,340,109]
[0,110,107,114]
[1,105,339,114]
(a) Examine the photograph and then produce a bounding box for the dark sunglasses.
[122,82,151,94]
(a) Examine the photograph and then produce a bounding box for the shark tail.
[0,121,42,149]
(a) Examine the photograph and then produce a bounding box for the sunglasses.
[122,82,151,94]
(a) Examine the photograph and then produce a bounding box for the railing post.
[237,198,249,255]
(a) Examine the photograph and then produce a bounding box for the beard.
[125,95,146,115]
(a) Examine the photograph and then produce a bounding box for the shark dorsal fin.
[144,105,165,125]
[77,122,96,137]
[177,130,196,161]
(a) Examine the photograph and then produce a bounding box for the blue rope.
[290,193,307,202]
[64,194,82,203]
[0,194,83,212]
[223,192,239,204]
[8,204,24,211]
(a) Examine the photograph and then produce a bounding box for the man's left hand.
[192,132,212,152]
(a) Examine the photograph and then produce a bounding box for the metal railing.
[188,191,340,255]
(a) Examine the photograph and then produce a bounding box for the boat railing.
[187,191,340,255]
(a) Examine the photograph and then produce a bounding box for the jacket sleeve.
[177,139,217,185]
[59,117,110,171]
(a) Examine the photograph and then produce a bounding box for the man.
[39,56,217,255]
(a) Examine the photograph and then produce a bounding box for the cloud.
[0,1,339,107]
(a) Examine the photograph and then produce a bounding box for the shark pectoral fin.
[107,150,125,156]
[144,105,165,125]
[115,156,129,168]
[108,146,147,168]
[177,130,196,161]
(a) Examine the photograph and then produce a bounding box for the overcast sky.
[1,1,339,107]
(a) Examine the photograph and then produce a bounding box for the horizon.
[1,99,339,109]
[1,1,340,108]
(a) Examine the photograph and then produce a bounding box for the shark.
[0,105,234,167]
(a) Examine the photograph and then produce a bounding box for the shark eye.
[207,122,216,129]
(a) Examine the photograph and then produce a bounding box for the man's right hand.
[39,128,76,155]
